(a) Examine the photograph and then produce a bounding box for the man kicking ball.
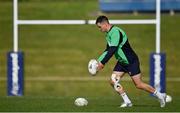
[94,15,166,107]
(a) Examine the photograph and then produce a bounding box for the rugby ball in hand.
[88,59,98,75]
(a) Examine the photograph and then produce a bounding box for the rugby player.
[95,15,166,107]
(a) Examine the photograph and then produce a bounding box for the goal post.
[9,0,165,96]
[7,0,24,96]
[150,0,166,95]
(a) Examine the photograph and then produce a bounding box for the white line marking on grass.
[1,77,180,82]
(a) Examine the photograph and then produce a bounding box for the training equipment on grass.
[88,59,98,75]
[166,95,172,103]
[74,98,88,107]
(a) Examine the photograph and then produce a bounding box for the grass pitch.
[0,80,179,112]
[0,83,179,112]
[0,88,179,112]
[0,0,180,112]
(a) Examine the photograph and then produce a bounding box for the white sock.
[120,92,131,104]
[153,90,163,99]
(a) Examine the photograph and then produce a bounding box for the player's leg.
[110,71,125,94]
[131,74,166,107]
[131,73,155,93]
[127,59,166,107]
[110,71,132,107]
[111,61,132,107]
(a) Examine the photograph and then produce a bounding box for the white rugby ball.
[74,98,88,107]
[88,59,98,75]
[166,95,172,103]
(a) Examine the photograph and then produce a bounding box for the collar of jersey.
[107,25,114,33]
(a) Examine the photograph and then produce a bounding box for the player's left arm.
[99,30,120,66]
[100,46,118,65]
[97,46,118,70]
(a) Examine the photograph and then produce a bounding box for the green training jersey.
[98,26,138,65]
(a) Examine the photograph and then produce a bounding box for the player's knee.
[114,83,123,92]
[110,73,120,84]
[110,73,123,92]
[135,83,143,89]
